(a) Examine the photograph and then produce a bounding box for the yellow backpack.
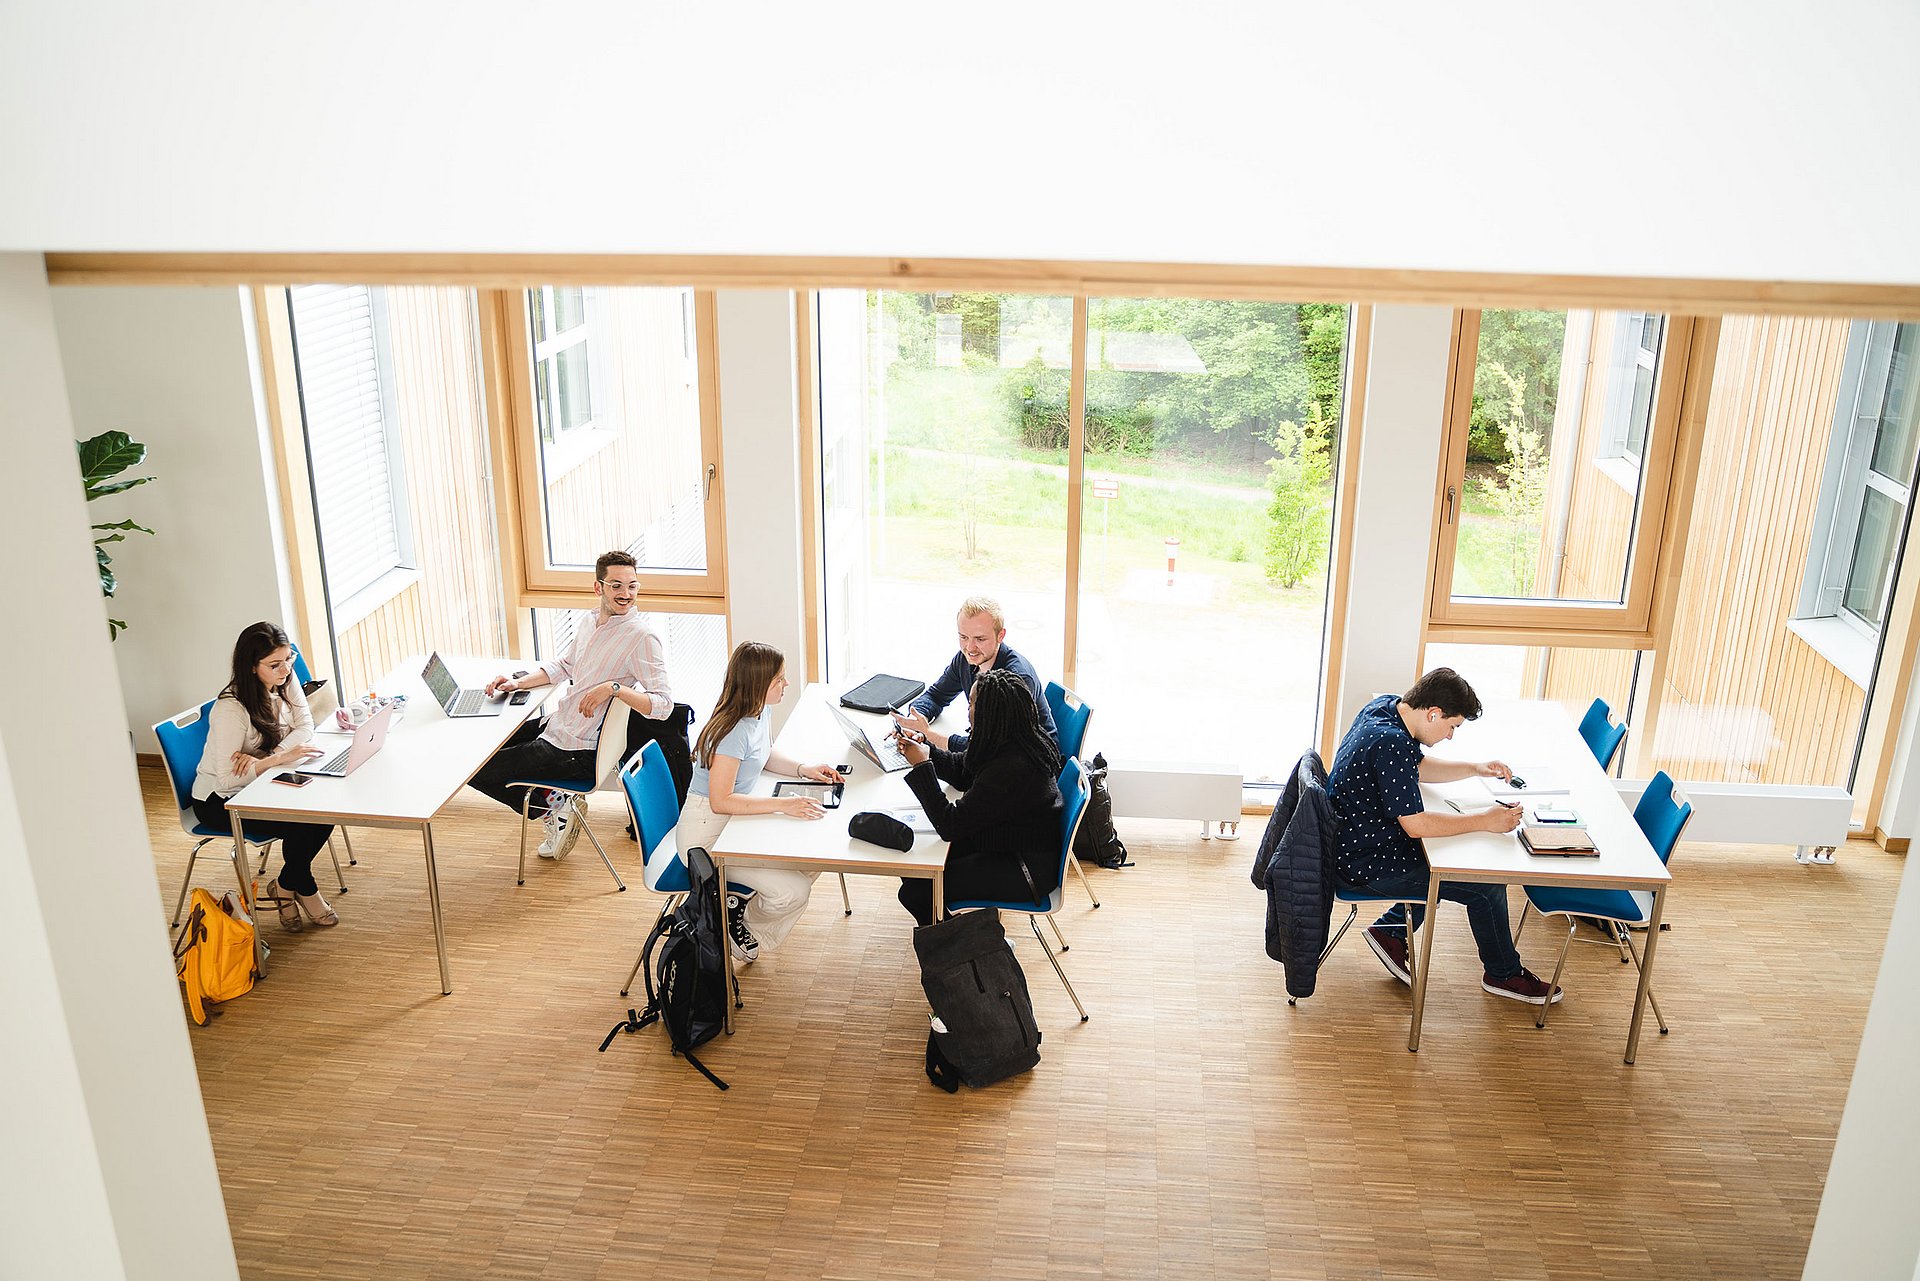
[174,887,257,1025]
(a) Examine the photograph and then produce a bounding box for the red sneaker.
[1482,968,1563,1005]
[1364,927,1412,986]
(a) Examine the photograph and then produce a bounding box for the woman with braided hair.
[894,667,1064,927]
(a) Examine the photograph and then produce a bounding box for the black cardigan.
[905,744,1064,893]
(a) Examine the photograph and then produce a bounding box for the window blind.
[289,285,407,606]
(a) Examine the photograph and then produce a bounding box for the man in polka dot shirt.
[1327,668,1562,1006]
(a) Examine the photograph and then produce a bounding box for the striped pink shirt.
[535,610,673,751]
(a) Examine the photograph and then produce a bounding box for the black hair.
[963,669,1060,779]
[224,621,294,754]
[1400,667,1483,721]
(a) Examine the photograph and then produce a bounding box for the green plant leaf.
[108,618,127,639]
[94,532,126,545]
[96,544,117,597]
[77,431,147,489]
[91,518,155,536]
[86,475,154,500]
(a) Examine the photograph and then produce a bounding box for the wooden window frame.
[488,286,729,612]
[1425,309,1698,643]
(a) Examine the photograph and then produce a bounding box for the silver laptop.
[301,702,394,777]
[828,702,912,773]
[422,651,508,717]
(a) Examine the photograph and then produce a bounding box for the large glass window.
[817,290,1071,686]
[817,290,1350,784]
[1430,308,1690,632]
[510,286,724,599]
[1075,298,1347,776]
[283,286,508,700]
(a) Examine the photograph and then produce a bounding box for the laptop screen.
[421,653,457,706]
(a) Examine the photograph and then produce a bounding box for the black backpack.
[1073,752,1134,869]
[598,845,731,1090]
[914,908,1041,1092]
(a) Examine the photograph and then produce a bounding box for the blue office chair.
[1518,771,1692,1033]
[1043,681,1101,910]
[947,757,1092,1022]
[616,739,763,997]
[1577,698,1628,773]
[156,700,351,929]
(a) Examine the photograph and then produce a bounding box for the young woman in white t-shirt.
[189,621,339,930]
[677,641,839,962]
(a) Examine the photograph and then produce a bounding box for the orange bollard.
[1165,536,1180,587]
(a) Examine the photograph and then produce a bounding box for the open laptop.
[301,702,394,777]
[422,651,508,717]
[828,702,912,773]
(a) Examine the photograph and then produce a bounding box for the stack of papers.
[889,807,938,834]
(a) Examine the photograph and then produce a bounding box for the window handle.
[1445,484,1457,526]
[705,463,716,500]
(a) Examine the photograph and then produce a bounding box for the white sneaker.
[538,796,580,859]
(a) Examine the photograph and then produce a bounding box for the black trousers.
[191,792,334,896]
[466,720,596,816]
[898,850,1058,928]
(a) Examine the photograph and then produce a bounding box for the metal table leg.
[422,823,451,995]
[1624,884,1666,1064]
[231,813,268,977]
[932,870,944,921]
[1408,872,1442,1052]
[716,855,736,1035]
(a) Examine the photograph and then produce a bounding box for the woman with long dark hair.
[190,621,339,930]
[896,667,1063,926]
[677,641,840,961]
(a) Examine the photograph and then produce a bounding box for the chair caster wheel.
[1659,1027,1669,1035]
[618,886,627,892]
[1287,997,1297,1006]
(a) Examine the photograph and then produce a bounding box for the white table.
[225,654,550,994]
[1408,700,1673,1064]
[709,683,950,1034]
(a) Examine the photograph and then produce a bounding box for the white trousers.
[674,793,818,950]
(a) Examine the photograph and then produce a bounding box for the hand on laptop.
[484,675,516,697]
[897,732,930,767]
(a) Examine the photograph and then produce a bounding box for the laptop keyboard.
[309,746,349,775]
[450,689,485,716]
[875,737,909,770]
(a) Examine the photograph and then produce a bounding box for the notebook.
[1477,766,1570,801]
[1519,823,1599,856]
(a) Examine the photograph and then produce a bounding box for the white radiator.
[1105,759,1244,838]
[1614,778,1853,862]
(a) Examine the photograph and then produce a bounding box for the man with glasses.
[468,550,674,859]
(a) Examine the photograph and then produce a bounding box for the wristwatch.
[610,682,622,696]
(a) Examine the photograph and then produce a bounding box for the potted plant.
[78,430,156,639]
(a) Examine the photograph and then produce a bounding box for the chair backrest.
[621,740,689,893]
[1045,681,1093,760]
[593,698,633,791]
[290,644,314,690]
[1056,757,1091,890]
[1578,697,1628,772]
[153,699,216,815]
[1632,770,1693,864]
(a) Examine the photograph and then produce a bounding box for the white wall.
[51,287,287,751]
[716,290,809,734]
[0,255,238,1280]
[1803,847,1920,1280]
[1333,304,1456,725]
[2,5,1918,287]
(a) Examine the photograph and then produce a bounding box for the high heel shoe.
[290,889,339,928]
[264,878,302,933]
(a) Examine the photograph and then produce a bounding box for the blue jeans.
[1343,871,1524,981]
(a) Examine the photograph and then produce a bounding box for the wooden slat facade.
[334,288,507,697]
[1527,315,1865,785]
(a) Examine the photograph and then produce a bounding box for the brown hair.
[694,641,786,769]
[1401,667,1483,720]
[595,550,638,582]
[223,621,294,754]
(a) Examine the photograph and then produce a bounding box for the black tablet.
[773,780,844,808]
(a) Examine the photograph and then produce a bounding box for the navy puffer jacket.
[1250,751,1338,999]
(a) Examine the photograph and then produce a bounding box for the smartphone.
[273,772,312,787]
[510,689,531,705]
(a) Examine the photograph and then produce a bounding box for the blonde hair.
[695,641,785,768]
[957,596,1005,631]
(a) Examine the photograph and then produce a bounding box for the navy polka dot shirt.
[1328,694,1427,884]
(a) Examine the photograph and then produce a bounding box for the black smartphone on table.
[273,772,312,787]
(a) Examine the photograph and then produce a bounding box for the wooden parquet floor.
[139,766,1900,1280]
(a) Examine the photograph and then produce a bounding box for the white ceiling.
[2,0,1915,286]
